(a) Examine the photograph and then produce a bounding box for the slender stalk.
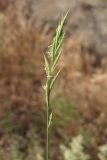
[44,12,68,160]
[46,102,49,160]
[46,79,50,160]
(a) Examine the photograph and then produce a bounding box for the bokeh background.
[0,0,107,160]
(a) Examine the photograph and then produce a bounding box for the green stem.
[46,79,50,160]
[46,103,49,160]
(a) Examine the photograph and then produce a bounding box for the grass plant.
[44,12,68,160]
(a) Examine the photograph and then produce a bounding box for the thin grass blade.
[51,49,62,73]
[50,68,62,91]
[48,112,53,128]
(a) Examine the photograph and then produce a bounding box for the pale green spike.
[54,32,65,57]
[48,112,53,128]
[56,10,69,40]
[60,10,69,29]
[50,68,62,91]
[50,11,69,63]
[44,54,50,77]
[51,37,56,62]
[51,48,62,73]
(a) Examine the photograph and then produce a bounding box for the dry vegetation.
[0,0,107,159]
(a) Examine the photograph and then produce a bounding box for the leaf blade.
[50,68,62,91]
[48,112,53,128]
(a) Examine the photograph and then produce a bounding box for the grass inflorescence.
[44,12,69,160]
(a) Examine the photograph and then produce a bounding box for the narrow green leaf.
[48,112,53,128]
[51,48,62,73]
[50,68,62,91]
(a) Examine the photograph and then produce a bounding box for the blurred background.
[0,0,107,160]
